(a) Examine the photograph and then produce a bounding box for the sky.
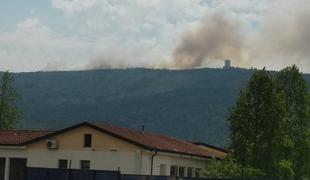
[0,0,310,72]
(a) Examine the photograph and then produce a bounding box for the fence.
[25,167,261,180]
[26,168,120,180]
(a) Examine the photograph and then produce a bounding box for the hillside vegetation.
[8,68,289,147]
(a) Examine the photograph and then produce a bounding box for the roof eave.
[0,144,26,149]
[157,149,216,159]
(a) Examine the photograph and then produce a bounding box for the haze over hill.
[10,67,310,147]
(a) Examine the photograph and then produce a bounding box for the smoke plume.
[85,46,153,69]
[171,14,246,69]
[251,10,310,68]
[172,5,310,70]
[44,61,67,71]
[84,2,310,71]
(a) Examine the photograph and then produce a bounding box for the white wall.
[0,147,209,177]
[0,148,143,174]
[151,152,208,177]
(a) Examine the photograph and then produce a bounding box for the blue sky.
[1,1,61,30]
[0,0,309,72]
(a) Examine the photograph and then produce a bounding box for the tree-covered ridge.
[5,68,310,147]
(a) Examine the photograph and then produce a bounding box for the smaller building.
[0,122,227,180]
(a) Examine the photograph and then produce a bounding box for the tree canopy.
[206,65,310,179]
[274,65,310,179]
[0,71,21,129]
[227,69,285,178]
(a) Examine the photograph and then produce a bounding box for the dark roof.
[0,122,227,159]
[191,142,229,153]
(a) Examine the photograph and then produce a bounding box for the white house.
[0,122,227,180]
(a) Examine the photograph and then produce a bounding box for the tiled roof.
[0,130,53,145]
[0,122,227,159]
[92,123,226,159]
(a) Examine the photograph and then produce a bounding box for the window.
[170,165,178,176]
[80,160,90,170]
[160,164,167,175]
[9,158,27,180]
[179,167,185,177]
[84,134,92,147]
[58,159,68,169]
[0,158,5,180]
[187,167,193,177]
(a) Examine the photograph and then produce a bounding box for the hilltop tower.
[223,59,231,69]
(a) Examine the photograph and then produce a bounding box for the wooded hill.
[10,67,307,147]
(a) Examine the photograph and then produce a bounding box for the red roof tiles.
[0,130,53,145]
[92,123,226,159]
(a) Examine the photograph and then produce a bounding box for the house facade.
[0,122,227,180]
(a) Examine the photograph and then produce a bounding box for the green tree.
[227,69,285,178]
[0,71,21,129]
[201,155,265,178]
[276,160,294,180]
[274,65,310,179]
